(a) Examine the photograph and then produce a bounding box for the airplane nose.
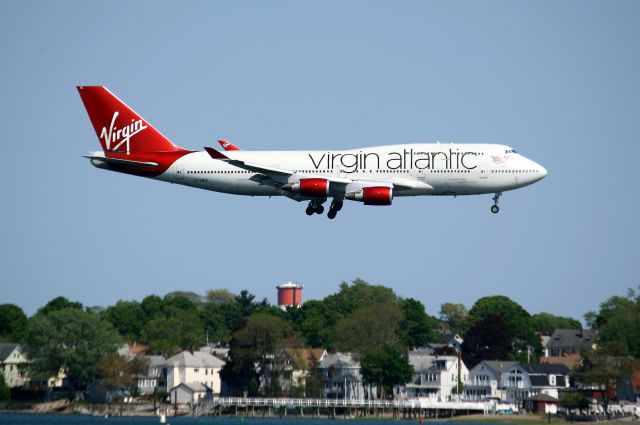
[539,165,547,178]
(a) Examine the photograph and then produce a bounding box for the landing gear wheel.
[327,210,337,219]
[491,205,500,214]
[316,205,325,214]
[306,207,314,216]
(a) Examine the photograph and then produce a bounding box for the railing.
[198,396,492,414]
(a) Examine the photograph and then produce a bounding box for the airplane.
[77,86,547,219]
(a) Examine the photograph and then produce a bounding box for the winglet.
[204,146,229,160]
[218,139,240,151]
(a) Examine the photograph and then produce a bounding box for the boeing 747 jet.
[78,86,547,219]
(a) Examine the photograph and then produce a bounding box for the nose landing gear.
[491,192,501,214]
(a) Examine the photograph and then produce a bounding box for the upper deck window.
[505,149,517,154]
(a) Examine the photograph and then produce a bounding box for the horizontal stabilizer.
[83,155,158,168]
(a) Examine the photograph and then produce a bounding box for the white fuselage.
[147,143,546,198]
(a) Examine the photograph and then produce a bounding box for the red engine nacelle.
[345,186,393,205]
[283,178,329,198]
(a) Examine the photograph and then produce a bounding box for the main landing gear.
[305,200,325,216]
[305,199,343,219]
[491,192,502,214]
[327,200,343,220]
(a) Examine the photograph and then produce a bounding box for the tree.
[141,295,163,321]
[587,288,640,357]
[574,348,632,419]
[22,308,121,389]
[531,312,582,334]
[103,300,145,342]
[0,375,9,400]
[142,306,205,355]
[221,313,297,395]
[397,298,440,349]
[165,291,204,308]
[361,345,413,399]
[439,303,468,335]
[235,290,258,317]
[96,354,150,395]
[462,314,513,368]
[334,303,403,354]
[206,289,236,305]
[324,279,397,317]
[36,296,83,316]
[466,295,540,357]
[0,304,28,341]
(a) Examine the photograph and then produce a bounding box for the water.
[0,415,495,425]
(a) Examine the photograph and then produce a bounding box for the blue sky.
[1,1,639,322]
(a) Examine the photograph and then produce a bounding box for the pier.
[196,397,493,419]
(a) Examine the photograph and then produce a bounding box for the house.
[396,351,468,400]
[465,361,517,400]
[0,343,28,388]
[88,379,131,403]
[617,368,640,403]
[502,363,570,404]
[544,329,597,357]
[269,348,326,394]
[317,352,374,400]
[524,393,560,414]
[136,355,167,395]
[169,382,211,404]
[164,350,225,394]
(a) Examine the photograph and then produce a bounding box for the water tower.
[276,281,303,309]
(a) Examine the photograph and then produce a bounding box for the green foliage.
[95,354,149,393]
[142,306,204,355]
[462,314,513,368]
[103,300,145,341]
[36,296,83,316]
[221,313,297,395]
[531,312,582,334]
[397,298,440,349]
[206,289,236,305]
[334,303,402,354]
[467,295,541,356]
[439,303,468,335]
[0,304,28,341]
[560,393,590,410]
[361,345,413,399]
[141,295,163,320]
[22,308,121,388]
[0,374,10,400]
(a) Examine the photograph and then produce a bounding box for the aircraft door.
[175,165,184,180]
[479,166,488,179]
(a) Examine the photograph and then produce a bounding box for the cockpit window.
[505,149,517,154]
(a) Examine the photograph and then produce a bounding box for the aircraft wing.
[203,147,431,192]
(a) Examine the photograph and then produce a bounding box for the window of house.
[194,368,199,373]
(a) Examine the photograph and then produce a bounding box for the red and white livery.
[78,86,547,219]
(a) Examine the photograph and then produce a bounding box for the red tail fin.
[77,86,185,154]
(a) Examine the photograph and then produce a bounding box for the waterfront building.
[136,355,167,395]
[502,363,570,403]
[465,360,517,400]
[317,352,374,400]
[0,343,28,388]
[544,329,597,357]
[164,350,225,395]
[170,382,212,404]
[395,351,468,400]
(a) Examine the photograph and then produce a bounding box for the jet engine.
[345,186,393,205]
[282,178,330,198]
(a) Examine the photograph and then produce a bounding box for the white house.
[465,360,517,400]
[396,352,469,400]
[501,363,570,404]
[165,350,225,394]
[170,382,211,404]
[317,352,375,400]
[0,343,28,388]
[136,355,167,395]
